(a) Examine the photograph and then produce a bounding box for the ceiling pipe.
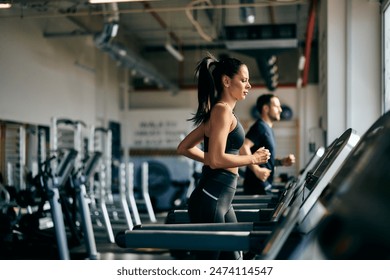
[94,3,119,47]
[141,1,184,87]
[185,0,215,42]
[93,2,178,94]
[301,0,317,87]
[268,5,276,24]
[106,42,179,93]
[141,1,182,48]
[2,1,307,20]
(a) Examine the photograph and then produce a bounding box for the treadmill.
[115,128,359,257]
[40,149,78,260]
[288,111,390,259]
[168,146,326,224]
[257,111,390,259]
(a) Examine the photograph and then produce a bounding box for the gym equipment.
[89,127,116,243]
[0,182,14,238]
[118,162,134,229]
[90,127,137,243]
[1,122,26,197]
[288,110,390,259]
[115,128,359,259]
[280,104,293,121]
[251,128,360,259]
[167,146,326,224]
[255,112,390,259]
[37,149,78,260]
[125,162,141,225]
[69,151,102,259]
[138,161,157,222]
[134,159,191,213]
[50,118,100,259]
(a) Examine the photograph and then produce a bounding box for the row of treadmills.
[115,111,390,260]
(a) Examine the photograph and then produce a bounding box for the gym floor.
[0,212,175,260]
[70,211,175,260]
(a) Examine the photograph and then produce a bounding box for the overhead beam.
[0,1,307,19]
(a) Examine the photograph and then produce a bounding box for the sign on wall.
[125,109,194,149]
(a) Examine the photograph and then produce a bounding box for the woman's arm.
[177,123,205,163]
[207,104,269,169]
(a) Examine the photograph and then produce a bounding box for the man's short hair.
[256,93,276,113]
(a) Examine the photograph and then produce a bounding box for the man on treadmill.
[240,93,295,195]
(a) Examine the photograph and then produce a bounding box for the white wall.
[320,0,381,143]
[0,17,122,127]
[347,0,382,134]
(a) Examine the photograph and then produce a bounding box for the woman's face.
[225,64,251,101]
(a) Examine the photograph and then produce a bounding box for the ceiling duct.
[104,42,179,93]
[93,3,178,94]
[93,3,119,47]
[224,24,298,90]
[224,24,298,50]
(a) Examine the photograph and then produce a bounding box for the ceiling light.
[239,0,255,24]
[0,3,11,8]
[165,42,184,62]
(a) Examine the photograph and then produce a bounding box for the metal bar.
[116,230,270,252]
[302,0,317,86]
[76,183,99,259]
[126,162,141,225]
[119,162,134,229]
[141,162,157,223]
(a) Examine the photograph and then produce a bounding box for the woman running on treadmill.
[177,53,270,260]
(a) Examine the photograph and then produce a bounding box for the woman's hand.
[252,147,271,165]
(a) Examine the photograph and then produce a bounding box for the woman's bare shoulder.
[210,102,234,127]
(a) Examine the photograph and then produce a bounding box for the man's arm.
[275,154,296,167]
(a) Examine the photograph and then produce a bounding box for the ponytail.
[189,53,244,126]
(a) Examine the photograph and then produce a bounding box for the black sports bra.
[203,119,245,155]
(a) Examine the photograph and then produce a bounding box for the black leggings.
[188,166,241,260]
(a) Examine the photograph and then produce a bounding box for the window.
[382,0,390,113]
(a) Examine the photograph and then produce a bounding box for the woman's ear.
[223,76,230,88]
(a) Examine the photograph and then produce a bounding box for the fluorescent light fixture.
[111,23,119,37]
[0,3,11,8]
[165,42,184,62]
